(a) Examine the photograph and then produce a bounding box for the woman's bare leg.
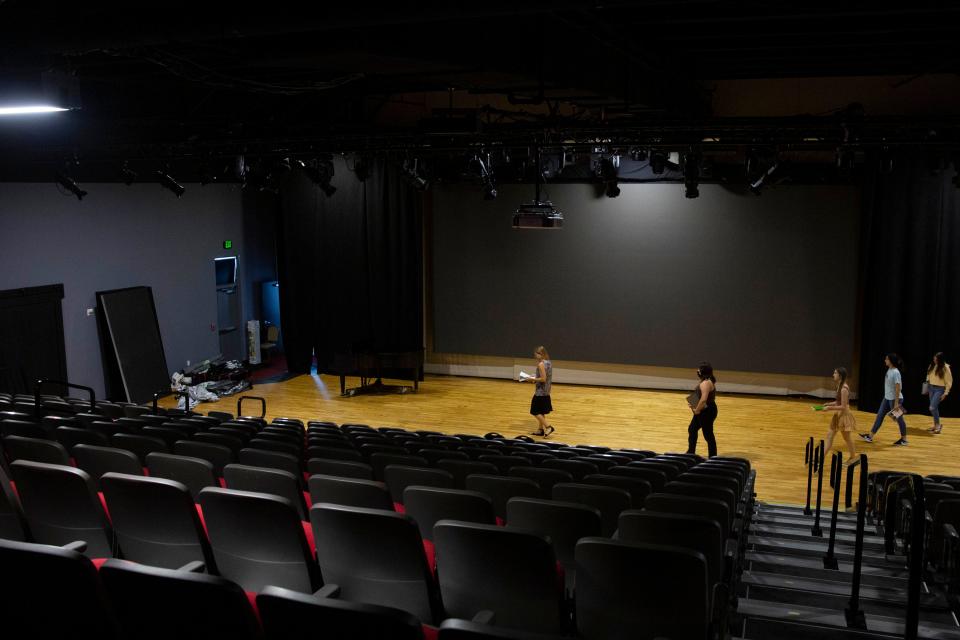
[841,431,857,460]
[825,430,836,454]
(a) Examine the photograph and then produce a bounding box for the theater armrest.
[62,540,87,553]
[313,584,340,599]
[177,561,205,573]
[471,610,496,625]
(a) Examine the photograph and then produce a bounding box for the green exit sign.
[223,240,232,249]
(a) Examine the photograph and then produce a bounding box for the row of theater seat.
[0,408,755,637]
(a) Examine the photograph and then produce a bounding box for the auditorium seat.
[141,425,189,449]
[258,585,425,640]
[99,559,260,638]
[551,483,631,536]
[146,452,219,498]
[627,460,680,480]
[465,475,541,522]
[664,481,740,526]
[477,455,533,474]
[437,459,500,489]
[308,474,394,511]
[247,438,301,457]
[100,473,215,570]
[508,467,574,497]
[607,465,668,492]
[434,521,566,634]
[680,470,743,501]
[239,448,303,483]
[2,419,47,440]
[0,463,29,540]
[0,538,120,636]
[360,443,411,459]
[419,448,469,464]
[307,457,374,480]
[403,486,496,543]
[72,444,144,488]
[3,434,71,465]
[198,487,321,593]
[539,458,598,480]
[571,456,616,473]
[575,538,712,640]
[192,431,245,455]
[644,493,736,546]
[307,445,364,462]
[10,460,114,558]
[438,618,568,639]
[369,453,429,481]
[55,425,111,450]
[505,497,602,591]
[207,410,234,422]
[384,465,455,504]
[224,463,309,520]
[173,440,236,475]
[111,433,168,464]
[311,503,443,623]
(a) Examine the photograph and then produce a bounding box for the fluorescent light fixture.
[0,105,68,115]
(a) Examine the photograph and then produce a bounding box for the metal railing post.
[824,451,842,569]
[812,440,825,537]
[804,437,815,515]
[845,454,868,629]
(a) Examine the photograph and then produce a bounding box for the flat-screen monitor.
[215,256,237,287]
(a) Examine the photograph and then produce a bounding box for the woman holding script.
[816,366,857,461]
[686,362,718,457]
[521,346,555,437]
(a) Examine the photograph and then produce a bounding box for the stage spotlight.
[301,158,337,196]
[120,163,137,185]
[156,170,185,197]
[629,148,648,162]
[650,150,667,175]
[55,172,87,200]
[402,158,429,191]
[597,157,620,198]
[469,154,497,200]
[683,152,700,199]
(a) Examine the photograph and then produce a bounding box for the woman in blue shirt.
[860,353,909,446]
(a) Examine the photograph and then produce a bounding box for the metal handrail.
[844,455,863,510]
[812,440,825,537]
[845,453,868,629]
[34,379,96,418]
[238,395,267,419]
[804,436,815,515]
[879,473,925,640]
[824,450,842,569]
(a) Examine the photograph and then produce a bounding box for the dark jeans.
[870,397,907,438]
[929,385,945,425]
[687,403,718,457]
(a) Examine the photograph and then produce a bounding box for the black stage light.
[402,158,429,191]
[301,158,337,196]
[597,157,620,198]
[683,153,700,199]
[650,150,667,175]
[630,148,648,162]
[120,163,137,185]
[156,170,185,197]
[55,172,87,200]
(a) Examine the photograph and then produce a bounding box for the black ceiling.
[1,1,960,167]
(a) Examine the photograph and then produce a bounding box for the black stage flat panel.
[96,286,169,403]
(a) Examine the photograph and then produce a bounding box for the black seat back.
[238,448,303,482]
[506,497,602,571]
[55,426,111,450]
[581,474,651,508]
[0,463,28,540]
[540,458,598,480]
[308,474,394,511]
[618,510,723,589]
[435,459,499,489]
[403,487,495,541]
[311,503,441,623]
[307,457,374,480]
[99,559,260,638]
[575,538,709,640]
[197,487,319,593]
[644,493,731,541]
[111,433,168,464]
[257,585,424,639]
[100,473,215,570]
[145,452,218,499]
[551,483,631,536]
[369,453,429,481]
[173,440,235,475]
[464,475,541,521]
[10,460,114,557]
[3,434,70,465]
[72,444,144,488]
[508,466,574,497]
[224,464,307,520]
[434,521,564,634]
[607,465,668,492]
[384,465,455,503]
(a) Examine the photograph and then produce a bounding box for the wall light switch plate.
[86,308,95,317]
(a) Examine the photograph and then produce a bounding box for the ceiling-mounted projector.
[512,201,563,229]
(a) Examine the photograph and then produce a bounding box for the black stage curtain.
[0,284,68,395]
[858,152,960,418]
[276,156,423,375]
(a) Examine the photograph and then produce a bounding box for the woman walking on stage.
[527,346,555,437]
[822,367,857,461]
[926,352,952,434]
[687,362,718,457]
[860,353,909,446]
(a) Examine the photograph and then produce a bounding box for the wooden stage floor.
[168,373,960,506]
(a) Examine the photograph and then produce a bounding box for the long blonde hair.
[535,345,550,360]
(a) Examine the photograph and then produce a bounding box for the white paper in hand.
[518,371,534,381]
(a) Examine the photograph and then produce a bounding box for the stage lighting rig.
[683,152,701,199]
[156,170,185,197]
[55,172,87,200]
[650,150,667,175]
[300,157,337,196]
[596,157,620,198]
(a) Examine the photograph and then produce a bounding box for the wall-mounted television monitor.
[215,256,237,287]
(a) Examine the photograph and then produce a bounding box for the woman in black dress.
[687,362,718,457]
[527,346,555,437]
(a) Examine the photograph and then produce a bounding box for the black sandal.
[544,425,555,437]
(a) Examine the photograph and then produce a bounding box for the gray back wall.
[0,183,245,399]
[432,183,860,376]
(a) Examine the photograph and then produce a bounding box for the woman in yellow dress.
[823,367,857,461]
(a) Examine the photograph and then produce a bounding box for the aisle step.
[745,551,909,587]
[752,524,886,547]
[749,535,896,563]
